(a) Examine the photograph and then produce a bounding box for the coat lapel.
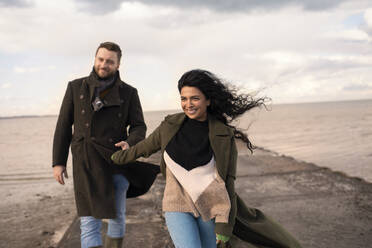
[86,77,100,102]
[208,115,233,180]
[79,79,93,114]
[101,80,121,107]
[161,113,185,150]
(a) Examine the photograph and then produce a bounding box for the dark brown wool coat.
[52,71,159,219]
[112,113,302,248]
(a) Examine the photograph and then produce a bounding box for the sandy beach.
[0,116,75,248]
[0,181,75,248]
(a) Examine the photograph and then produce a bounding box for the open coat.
[52,72,159,219]
[111,113,302,248]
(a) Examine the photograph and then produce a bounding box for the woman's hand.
[216,234,231,248]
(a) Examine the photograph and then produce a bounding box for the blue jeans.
[80,174,129,248]
[164,212,216,248]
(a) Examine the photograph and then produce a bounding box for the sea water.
[0,99,371,187]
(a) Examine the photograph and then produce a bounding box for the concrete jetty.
[57,144,372,248]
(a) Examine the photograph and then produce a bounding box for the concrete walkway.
[57,146,372,248]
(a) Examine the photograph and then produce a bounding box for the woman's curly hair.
[178,69,267,152]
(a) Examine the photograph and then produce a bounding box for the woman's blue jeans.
[80,174,129,248]
[164,212,216,248]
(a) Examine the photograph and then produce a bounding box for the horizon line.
[1,98,371,119]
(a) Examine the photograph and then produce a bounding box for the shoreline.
[254,146,372,185]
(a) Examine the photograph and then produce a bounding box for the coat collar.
[86,70,122,106]
[208,114,232,136]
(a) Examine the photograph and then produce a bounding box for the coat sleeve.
[52,82,74,167]
[111,121,162,165]
[125,88,146,147]
[215,136,238,237]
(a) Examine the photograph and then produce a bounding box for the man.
[53,42,158,248]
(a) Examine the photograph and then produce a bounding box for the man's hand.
[53,165,68,185]
[115,141,130,150]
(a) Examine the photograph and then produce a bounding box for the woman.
[111,69,301,248]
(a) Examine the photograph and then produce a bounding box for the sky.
[0,0,371,116]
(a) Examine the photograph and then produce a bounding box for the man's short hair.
[95,42,122,62]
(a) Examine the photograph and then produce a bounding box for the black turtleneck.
[165,117,213,171]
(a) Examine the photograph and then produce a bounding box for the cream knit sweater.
[162,151,231,223]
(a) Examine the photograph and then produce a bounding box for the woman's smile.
[180,86,210,121]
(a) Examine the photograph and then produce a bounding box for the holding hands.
[115,141,130,150]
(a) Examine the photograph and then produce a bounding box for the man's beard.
[94,66,116,80]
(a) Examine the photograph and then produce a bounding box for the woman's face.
[180,86,210,121]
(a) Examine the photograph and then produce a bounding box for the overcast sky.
[0,0,371,116]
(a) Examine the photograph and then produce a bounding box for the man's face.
[94,48,120,79]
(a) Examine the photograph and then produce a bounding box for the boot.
[104,236,123,248]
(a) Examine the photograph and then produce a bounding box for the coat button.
[120,85,123,89]
[120,99,124,104]
[80,94,84,100]
[118,113,122,118]
[91,137,96,141]
[103,100,108,104]
[85,123,89,128]
[108,138,113,143]
[81,109,85,115]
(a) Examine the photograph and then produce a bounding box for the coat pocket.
[71,136,84,156]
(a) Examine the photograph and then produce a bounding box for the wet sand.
[0,167,75,248]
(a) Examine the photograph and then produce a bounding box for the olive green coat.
[111,113,302,248]
[52,72,159,219]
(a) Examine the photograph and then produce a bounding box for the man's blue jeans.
[80,174,129,248]
[164,212,216,248]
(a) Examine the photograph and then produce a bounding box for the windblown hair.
[178,69,267,152]
[95,41,122,62]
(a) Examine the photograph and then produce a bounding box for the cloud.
[343,83,372,91]
[75,0,123,14]
[13,65,56,74]
[365,8,372,27]
[1,83,12,89]
[364,8,372,38]
[74,0,354,15]
[0,0,33,8]
[0,0,371,115]
[327,29,370,42]
[306,55,372,73]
